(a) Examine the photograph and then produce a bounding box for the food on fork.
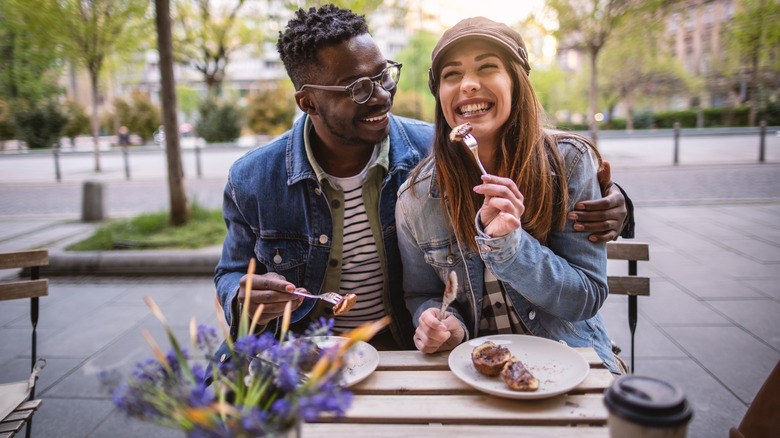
[449,122,472,142]
[333,293,357,316]
[501,356,539,391]
[471,341,511,376]
[438,270,458,321]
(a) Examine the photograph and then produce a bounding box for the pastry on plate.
[471,341,511,376]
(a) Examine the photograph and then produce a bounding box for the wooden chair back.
[0,249,49,438]
[606,242,650,373]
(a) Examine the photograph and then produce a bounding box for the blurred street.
[1,130,779,437]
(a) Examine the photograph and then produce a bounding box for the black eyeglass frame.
[299,61,403,104]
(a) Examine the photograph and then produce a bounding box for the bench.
[606,242,650,373]
[0,250,49,438]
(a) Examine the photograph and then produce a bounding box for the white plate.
[314,336,379,387]
[448,334,589,400]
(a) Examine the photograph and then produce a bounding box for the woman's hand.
[413,307,465,353]
[473,174,525,237]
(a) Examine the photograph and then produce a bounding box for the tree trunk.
[626,92,635,132]
[749,50,759,127]
[89,70,101,172]
[589,48,599,146]
[155,0,189,226]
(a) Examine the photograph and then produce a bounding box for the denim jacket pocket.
[255,237,309,281]
[422,240,462,269]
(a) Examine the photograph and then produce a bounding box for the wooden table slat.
[302,423,609,438]
[353,368,612,395]
[326,394,607,425]
[377,347,604,370]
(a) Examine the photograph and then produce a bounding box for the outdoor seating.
[606,241,650,373]
[0,250,48,438]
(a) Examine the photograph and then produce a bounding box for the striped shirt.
[327,152,386,332]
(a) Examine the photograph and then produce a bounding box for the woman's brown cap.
[428,16,531,95]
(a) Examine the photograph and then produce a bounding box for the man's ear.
[295,90,317,115]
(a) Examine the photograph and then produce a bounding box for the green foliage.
[392,89,435,123]
[0,0,64,104]
[285,0,385,16]
[395,31,438,95]
[123,92,162,142]
[11,100,67,148]
[196,99,242,143]
[61,100,90,141]
[176,84,201,122]
[172,0,258,96]
[67,203,225,251]
[245,82,297,136]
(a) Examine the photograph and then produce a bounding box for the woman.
[396,17,624,373]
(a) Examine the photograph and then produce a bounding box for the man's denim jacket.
[215,113,433,348]
[395,134,620,372]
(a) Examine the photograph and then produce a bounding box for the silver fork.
[292,288,344,307]
[461,134,488,176]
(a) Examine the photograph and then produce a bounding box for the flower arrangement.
[100,260,387,437]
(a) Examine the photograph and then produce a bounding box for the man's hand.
[568,161,628,243]
[237,272,302,325]
[413,307,465,354]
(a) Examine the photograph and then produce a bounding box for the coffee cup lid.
[604,375,693,427]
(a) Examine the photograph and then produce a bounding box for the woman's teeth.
[459,103,491,116]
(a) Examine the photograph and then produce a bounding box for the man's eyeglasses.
[299,61,402,104]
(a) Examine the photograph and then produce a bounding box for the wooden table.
[302,348,613,437]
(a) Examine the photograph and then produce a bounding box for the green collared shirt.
[303,117,390,300]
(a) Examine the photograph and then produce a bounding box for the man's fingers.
[588,230,619,243]
[573,219,618,233]
[570,209,611,223]
[242,274,293,292]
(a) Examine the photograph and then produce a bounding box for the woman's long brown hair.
[415,46,590,250]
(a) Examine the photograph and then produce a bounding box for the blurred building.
[666,0,737,109]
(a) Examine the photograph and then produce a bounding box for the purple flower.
[270,398,293,419]
[240,407,270,435]
[196,324,219,355]
[187,383,213,407]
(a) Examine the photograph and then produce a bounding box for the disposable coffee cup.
[604,375,693,438]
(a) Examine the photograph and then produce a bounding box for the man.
[214,5,631,350]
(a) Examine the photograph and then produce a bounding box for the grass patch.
[67,203,225,251]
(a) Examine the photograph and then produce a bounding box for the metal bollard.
[759,120,766,163]
[673,122,681,165]
[195,144,202,178]
[81,180,105,222]
[53,148,62,182]
[122,146,131,180]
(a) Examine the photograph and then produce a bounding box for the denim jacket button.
[446,255,455,264]
[479,244,491,253]
[528,310,536,320]
[314,188,322,196]
[319,234,329,244]
[273,254,282,264]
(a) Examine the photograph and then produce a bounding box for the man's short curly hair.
[276,4,369,89]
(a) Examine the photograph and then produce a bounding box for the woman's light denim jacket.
[214,113,433,348]
[396,134,619,372]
